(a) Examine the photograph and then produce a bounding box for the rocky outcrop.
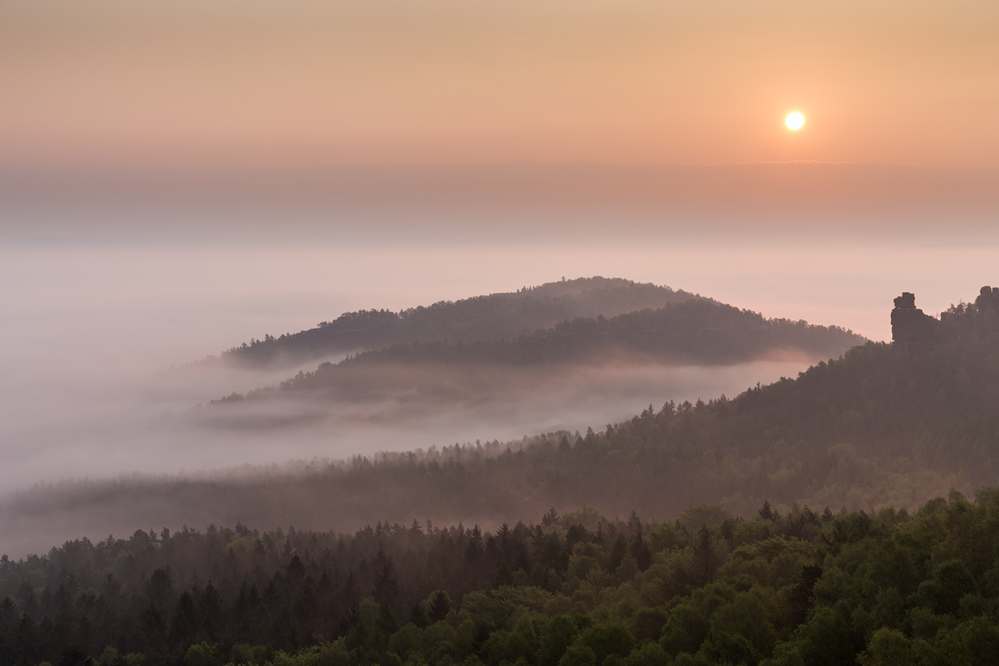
[891,292,940,355]
[976,286,999,310]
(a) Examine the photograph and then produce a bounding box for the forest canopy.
[4,491,999,666]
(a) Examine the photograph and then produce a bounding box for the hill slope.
[216,277,696,367]
[9,290,995,542]
[0,288,996,666]
[215,298,864,408]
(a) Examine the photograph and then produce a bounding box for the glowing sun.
[786,112,804,130]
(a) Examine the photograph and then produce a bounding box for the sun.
[786,112,804,130]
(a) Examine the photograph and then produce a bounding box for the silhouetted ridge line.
[27,286,988,536]
[207,297,863,407]
[209,277,697,368]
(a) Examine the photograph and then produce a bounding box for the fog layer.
[2,168,999,555]
[1,235,996,494]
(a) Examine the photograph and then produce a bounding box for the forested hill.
[2,290,999,664]
[215,277,696,367]
[219,299,863,403]
[12,290,993,547]
[172,288,995,527]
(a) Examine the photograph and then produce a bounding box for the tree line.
[4,490,999,666]
[191,294,990,529]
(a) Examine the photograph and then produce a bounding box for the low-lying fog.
[2,236,995,489]
[198,354,818,434]
[1,285,814,494]
[1,353,821,557]
[2,196,998,554]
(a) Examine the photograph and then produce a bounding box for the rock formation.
[891,292,940,355]
[975,285,999,310]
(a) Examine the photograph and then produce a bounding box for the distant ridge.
[206,295,865,419]
[212,277,696,368]
[8,287,995,543]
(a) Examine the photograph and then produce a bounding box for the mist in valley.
[1,322,820,557]
[2,167,999,558]
[2,358,819,557]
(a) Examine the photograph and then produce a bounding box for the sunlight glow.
[786,112,805,130]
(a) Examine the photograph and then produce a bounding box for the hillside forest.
[1,287,997,665]
[4,491,999,666]
[208,294,863,414]
[2,288,996,562]
[213,278,698,368]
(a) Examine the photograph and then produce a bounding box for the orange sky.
[2,0,998,168]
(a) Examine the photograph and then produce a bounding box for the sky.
[1,0,998,508]
[2,0,998,168]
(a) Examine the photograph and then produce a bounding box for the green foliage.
[661,602,710,657]
[7,491,999,665]
[857,628,914,666]
[427,591,452,624]
[630,607,667,643]
[182,643,219,666]
[538,616,580,666]
[621,642,670,666]
[575,622,634,663]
